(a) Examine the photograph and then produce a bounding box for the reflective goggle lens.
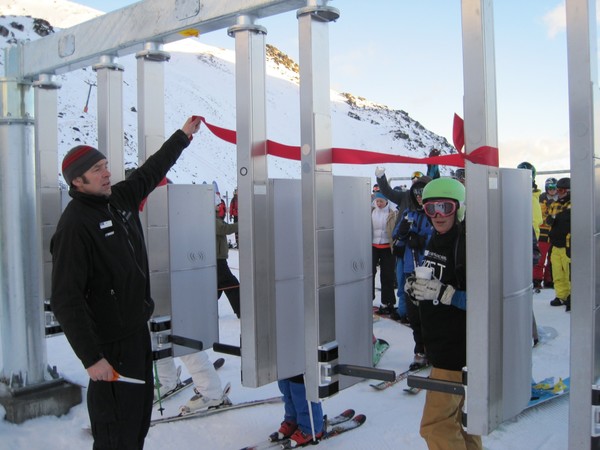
[546,184,556,190]
[423,200,457,218]
[412,171,424,179]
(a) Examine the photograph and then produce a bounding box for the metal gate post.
[33,74,62,327]
[135,43,171,317]
[297,0,340,402]
[565,1,598,448]
[228,16,275,387]
[93,55,125,183]
[461,0,503,435]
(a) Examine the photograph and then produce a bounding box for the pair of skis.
[241,409,366,450]
[151,394,283,426]
[153,357,225,406]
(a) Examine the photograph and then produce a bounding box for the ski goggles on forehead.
[411,171,424,180]
[423,200,457,218]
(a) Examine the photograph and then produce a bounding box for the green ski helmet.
[422,177,466,222]
[517,161,536,179]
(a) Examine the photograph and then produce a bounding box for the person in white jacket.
[372,192,398,314]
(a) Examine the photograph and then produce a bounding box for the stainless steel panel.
[146,170,169,228]
[333,176,372,389]
[151,271,171,318]
[168,185,216,271]
[335,280,372,389]
[275,278,304,380]
[170,268,218,356]
[500,168,532,420]
[40,188,61,227]
[147,227,170,273]
[168,184,218,357]
[272,179,303,380]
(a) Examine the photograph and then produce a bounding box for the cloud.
[498,136,570,176]
[542,4,566,38]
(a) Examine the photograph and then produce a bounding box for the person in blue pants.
[271,375,324,448]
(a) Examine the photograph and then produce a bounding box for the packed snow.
[0,248,570,449]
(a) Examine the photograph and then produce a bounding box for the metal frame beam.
[17,0,306,78]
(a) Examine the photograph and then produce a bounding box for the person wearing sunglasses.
[535,178,559,290]
[546,177,571,311]
[404,178,482,450]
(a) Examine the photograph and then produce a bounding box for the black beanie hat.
[62,145,106,186]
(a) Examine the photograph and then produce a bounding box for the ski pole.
[153,361,165,416]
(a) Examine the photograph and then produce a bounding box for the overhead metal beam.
[17,0,306,78]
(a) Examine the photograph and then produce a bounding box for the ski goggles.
[546,184,557,190]
[423,200,457,218]
[411,171,424,180]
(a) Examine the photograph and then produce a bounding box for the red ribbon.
[196,115,498,169]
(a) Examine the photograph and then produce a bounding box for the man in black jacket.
[50,116,201,449]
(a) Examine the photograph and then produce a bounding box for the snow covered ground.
[0,249,570,449]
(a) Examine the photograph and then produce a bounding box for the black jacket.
[50,130,190,368]
[417,223,467,371]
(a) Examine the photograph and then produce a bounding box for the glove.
[375,166,385,178]
[397,218,411,237]
[411,277,455,305]
[546,215,555,227]
[407,232,425,250]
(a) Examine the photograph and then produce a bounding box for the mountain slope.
[0,0,455,195]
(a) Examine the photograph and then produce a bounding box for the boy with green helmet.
[405,177,482,450]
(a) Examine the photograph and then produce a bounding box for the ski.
[153,357,225,406]
[240,409,356,450]
[150,395,283,426]
[369,364,429,390]
[279,414,367,449]
[525,377,570,410]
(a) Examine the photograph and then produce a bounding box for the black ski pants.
[217,258,240,318]
[88,326,154,450]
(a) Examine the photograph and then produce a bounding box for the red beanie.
[62,145,105,186]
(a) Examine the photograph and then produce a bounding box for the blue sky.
[76,0,573,176]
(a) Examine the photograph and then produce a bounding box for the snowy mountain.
[0,0,455,196]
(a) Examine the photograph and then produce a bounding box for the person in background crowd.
[404,177,482,450]
[426,148,441,180]
[517,162,543,240]
[371,191,398,315]
[216,196,241,318]
[50,116,202,449]
[547,177,571,312]
[229,187,239,248]
[535,178,558,289]
[454,168,465,185]
[391,176,433,369]
[216,191,227,220]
